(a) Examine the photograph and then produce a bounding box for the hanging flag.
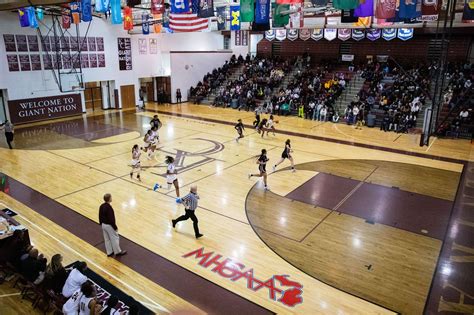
[289,3,303,28]
[299,29,311,40]
[354,0,374,17]
[163,7,171,27]
[275,29,286,41]
[230,5,241,30]
[111,0,122,24]
[82,0,92,22]
[287,29,298,40]
[70,2,81,24]
[169,13,209,31]
[351,29,365,41]
[338,28,351,41]
[142,14,150,34]
[399,0,422,19]
[277,0,304,4]
[27,7,38,28]
[382,28,396,40]
[153,14,163,32]
[171,0,190,14]
[462,0,474,23]
[273,4,289,27]
[341,9,358,23]
[123,6,134,30]
[397,28,414,40]
[256,0,271,24]
[62,8,71,29]
[216,6,227,30]
[311,0,328,5]
[333,0,359,10]
[36,8,44,20]
[324,28,337,41]
[151,0,165,14]
[311,28,323,41]
[18,8,30,27]
[199,0,214,18]
[191,0,199,14]
[375,0,397,19]
[420,0,440,21]
[354,16,371,27]
[241,0,254,22]
[366,28,381,41]
[95,0,105,13]
[265,30,276,41]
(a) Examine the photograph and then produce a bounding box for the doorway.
[120,85,136,109]
[155,76,171,104]
[139,77,155,103]
[84,81,103,111]
[0,90,7,123]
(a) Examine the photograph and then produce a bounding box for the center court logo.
[183,247,303,307]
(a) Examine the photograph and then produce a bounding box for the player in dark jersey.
[273,139,295,172]
[258,118,268,137]
[150,115,162,130]
[253,109,261,129]
[235,119,245,142]
[248,149,270,190]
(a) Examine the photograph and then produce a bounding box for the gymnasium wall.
[0,11,230,121]
[257,34,472,63]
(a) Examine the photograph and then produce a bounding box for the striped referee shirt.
[182,192,199,211]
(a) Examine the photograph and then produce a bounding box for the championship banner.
[397,28,414,40]
[36,8,44,20]
[351,29,365,41]
[142,14,150,34]
[27,7,38,28]
[273,4,289,27]
[123,6,134,30]
[241,0,254,22]
[275,29,286,41]
[420,0,440,21]
[111,0,122,24]
[62,8,71,29]
[163,8,170,27]
[151,0,164,14]
[382,28,396,40]
[366,28,381,41]
[299,29,311,40]
[265,30,276,41]
[287,29,298,41]
[171,0,190,14]
[354,0,373,17]
[199,0,214,18]
[230,5,241,30]
[216,6,227,30]
[18,8,30,27]
[70,2,81,25]
[338,28,351,41]
[324,28,337,41]
[311,28,323,41]
[375,0,397,19]
[289,4,303,28]
[81,0,92,22]
[256,0,271,24]
[462,0,474,23]
[354,16,371,27]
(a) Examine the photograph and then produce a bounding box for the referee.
[172,185,203,239]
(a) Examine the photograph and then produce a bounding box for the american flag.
[169,13,209,32]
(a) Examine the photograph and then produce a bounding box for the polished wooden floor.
[0,103,471,314]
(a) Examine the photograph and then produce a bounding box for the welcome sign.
[8,94,83,124]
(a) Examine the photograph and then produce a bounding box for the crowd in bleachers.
[0,229,140,314]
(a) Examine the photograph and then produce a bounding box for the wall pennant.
[311,28,323,41]
[299,29,311,41]
[351,29,365,41]
[265,30,276,41]
[382,28,396,40]
[397,28,414,41]
[324,28,337,41]
[287,29,298,41]
[338,28,351,41]
[366,28,381,41]
[275,29,287,41]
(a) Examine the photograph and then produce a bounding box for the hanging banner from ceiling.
[230,5,241,30]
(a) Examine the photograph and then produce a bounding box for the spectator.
[319,106,327,122]
[176,89,182,103]
[44,253,68,294]
[62,261,88,298]
[20,248,47,284]
[459,108,470,122]
[0,120,14,149]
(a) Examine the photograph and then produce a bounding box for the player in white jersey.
[78,281,100,315]
[265,115,276,136]
[62,288,83,315]
[165,155,180,197]
[130,144,142,181]
[142,130,153,159]
[150,126,159,157]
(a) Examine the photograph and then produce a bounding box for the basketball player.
[235,119,245,142]
[248,149,270,190]
[266,115,276,136]
[150,115,162,130]
[142,130,153,159]
[165,155,180,197]
[273,139,295,172]
[130,144,142,181]
[150,126,159,155]
[253,109,261,129]
[258,118,268,137]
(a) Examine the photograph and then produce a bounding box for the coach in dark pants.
[0,120,14,149]
[172,185,203,239]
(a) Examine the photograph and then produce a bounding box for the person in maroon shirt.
[99,194,127,257]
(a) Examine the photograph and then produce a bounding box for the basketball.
[176,198,182,204]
